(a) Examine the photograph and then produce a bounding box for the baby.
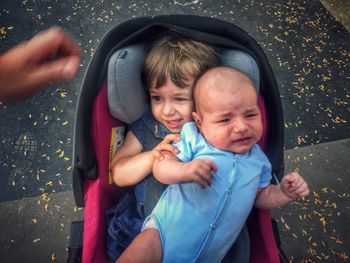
[144,66,310,262]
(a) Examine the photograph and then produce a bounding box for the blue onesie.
[143,122,272,263]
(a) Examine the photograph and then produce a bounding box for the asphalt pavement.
[0,0,349,262]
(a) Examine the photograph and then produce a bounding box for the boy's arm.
[111,131,152,186]
[111,132,179,186]
[153,154,216,188]
[255,171,309,209]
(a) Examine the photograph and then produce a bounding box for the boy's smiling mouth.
[164,119,183,129]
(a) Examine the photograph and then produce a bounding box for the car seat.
[68,15,286,263]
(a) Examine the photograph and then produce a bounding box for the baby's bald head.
[193,66,257,115]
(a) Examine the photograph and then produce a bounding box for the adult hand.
[0,26,81,103]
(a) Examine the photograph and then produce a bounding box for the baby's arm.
[153,154,217,188]
[254,171,309,209]
[111,132,179,186]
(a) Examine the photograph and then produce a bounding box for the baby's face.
[193,80,263,154]
[150,77,194,133]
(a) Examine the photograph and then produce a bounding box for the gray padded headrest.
[219,48,260,92]
[108,45,260,124]
[108,44,147,124]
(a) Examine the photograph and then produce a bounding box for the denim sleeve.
[129,117,146,148]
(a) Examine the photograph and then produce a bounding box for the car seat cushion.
[219,48,260,92]
[108,43,148,124]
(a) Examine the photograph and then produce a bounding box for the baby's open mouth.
[233,137,251,144]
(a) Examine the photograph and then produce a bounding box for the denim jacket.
[106,112,169,260]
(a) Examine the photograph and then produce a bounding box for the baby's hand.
[280,171,309,200]
[183,159,217,188]
[152,134,180,161]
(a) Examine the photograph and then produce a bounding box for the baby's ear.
[192,111,202,129]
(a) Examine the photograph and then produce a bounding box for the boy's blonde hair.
[143,33,219,93]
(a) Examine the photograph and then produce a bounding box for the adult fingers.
[25,27,81,62]
[25,55,80,91]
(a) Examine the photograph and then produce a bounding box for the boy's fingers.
[158,143,178,154]
[163,134,180,143]
[153,150,163,161]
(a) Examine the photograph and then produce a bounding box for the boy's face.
[193,79,263,154]
[150,77,194,133]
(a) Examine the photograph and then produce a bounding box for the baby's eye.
[219,118,229,123]
[246,113,258,118]
[175,97,187,102]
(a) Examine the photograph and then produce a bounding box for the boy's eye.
[175,97,188,102]
[151,96,162,102]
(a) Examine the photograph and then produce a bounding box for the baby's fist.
[281,171,309,200]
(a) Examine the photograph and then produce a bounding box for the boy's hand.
[152,134,180,161]
[183,159,217,188]
[280,171,309,200]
